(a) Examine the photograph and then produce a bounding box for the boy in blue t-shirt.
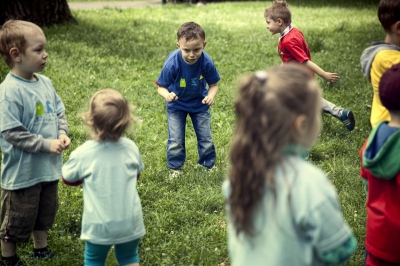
[156,22,220,174]
[0,20,71,265]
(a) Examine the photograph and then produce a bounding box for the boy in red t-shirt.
[264,1,355,131]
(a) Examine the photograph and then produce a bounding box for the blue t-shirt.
[62,138,145,245]
[156,49,220,113]
[0,73,65,189]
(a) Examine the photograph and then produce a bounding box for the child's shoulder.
[373,49,400,67]
[285,156,334,198]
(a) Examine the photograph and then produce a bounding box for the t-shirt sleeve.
[285,38,310,63]
[156,56,177,88]
[304,193,355,257]
[203,58,220,85]
[62,150,83,183]
[0,96,23,133]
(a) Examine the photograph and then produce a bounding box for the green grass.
[67,0,147,2]
[0,1,381,265]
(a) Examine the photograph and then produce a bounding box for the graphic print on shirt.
[36,102,45,116]
[179,78,186,88]
[46,101,53,113]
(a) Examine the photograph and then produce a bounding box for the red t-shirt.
[360,140,400,264]
[278,28,311,64]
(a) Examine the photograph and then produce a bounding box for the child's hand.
[59,134,71,149]
[166,92,178,102]
[50,139,65,155]
[323,72,340,83]
[202,96,215,106]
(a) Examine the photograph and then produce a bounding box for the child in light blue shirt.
[0,20,71,266]
[62,89,145,266]
[225,64,356,265]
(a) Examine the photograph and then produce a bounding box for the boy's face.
[12,31,48,79]
[265,16,283,35]
[177,37,206,65]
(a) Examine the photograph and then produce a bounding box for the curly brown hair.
[177,22,206,42]
[83,89,138,142]
[228,64,320,236]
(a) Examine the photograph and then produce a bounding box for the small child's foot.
[202,166,216,172]
[1,255,24,266]
[340,110,355,131]
[169,169,181,178]
[32,247,55,260]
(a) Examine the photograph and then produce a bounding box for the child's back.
[62,89,145,266]
[64,137,145,243]
[224,156,345,265]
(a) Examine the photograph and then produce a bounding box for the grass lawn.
[67,0,148,2]
[0,1,382,265]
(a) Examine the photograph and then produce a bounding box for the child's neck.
[279,23,292,35]
[10,69,37,82]
[388,115,400,127]
[385,33,400,47]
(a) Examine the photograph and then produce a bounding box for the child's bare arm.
[303,60,340,83]
[157,86,178,102]
[202,84,218,106]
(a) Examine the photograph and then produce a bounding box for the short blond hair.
[264,0,292,25]
[0,20,44,68]
[83,89,138,142]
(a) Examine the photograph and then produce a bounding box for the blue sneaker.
[340,110,355,131]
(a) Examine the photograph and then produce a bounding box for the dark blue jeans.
[167,109,216,169]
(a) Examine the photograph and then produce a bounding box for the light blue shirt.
[0,73,65,189]
[223,156,354,266]
[62,138,145,245]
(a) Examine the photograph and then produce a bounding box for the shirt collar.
[279,24,293,42]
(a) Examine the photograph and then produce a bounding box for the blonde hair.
[83,89,137,142]
[264,0,292,25]
[0,20,44,67]
[228,64,320,236]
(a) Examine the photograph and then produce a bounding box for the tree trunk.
[0,0,77,26]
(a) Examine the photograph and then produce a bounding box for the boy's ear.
[176,42,180,49]
[9,47,21,62]
[395,21,400,35]
[203,41,207,49]
[277,18,283,26]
